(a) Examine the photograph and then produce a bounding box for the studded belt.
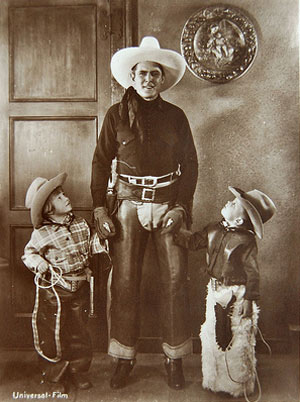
[118,166,181,188]
[116,179,179,203]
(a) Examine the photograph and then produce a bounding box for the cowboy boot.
[69,371,92,390]
[110,358,135,389]
[164,355,185,390]
[39,360,70,394]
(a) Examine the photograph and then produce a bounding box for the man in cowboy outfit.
[91,36,198,390]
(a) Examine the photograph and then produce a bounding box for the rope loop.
[32,265,63,363]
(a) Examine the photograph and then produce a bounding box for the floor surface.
[0,351,299,402]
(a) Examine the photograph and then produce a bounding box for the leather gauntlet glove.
[161,206,184,235]
[94,207,116,239]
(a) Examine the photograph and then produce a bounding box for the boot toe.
[165,358,185,390]
[70,372,92,390]
[110,359,135,389]
[39,380,67,394]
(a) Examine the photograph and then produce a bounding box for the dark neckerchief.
[119,86,163,129]
[42,213,75,232]
[118,87,163,172]
[220,219,255,235]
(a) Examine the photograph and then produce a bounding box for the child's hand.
[241,299,253,318]
[37,260,49,274]
[173,228,193,249]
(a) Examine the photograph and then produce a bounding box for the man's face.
[131,61,165,101]
[50,187,72,216]
[221,197,247,225]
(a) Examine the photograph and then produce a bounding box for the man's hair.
[131,62,164,76]
[42,187,62,218]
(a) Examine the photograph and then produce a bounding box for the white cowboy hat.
[110,36,186,92]
[228,186,276,239]
[25,172,67,228]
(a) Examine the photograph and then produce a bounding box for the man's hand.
[161,207,184,235]
[94,207,116,240]
[242,299,253,318]
[37,260,49,274]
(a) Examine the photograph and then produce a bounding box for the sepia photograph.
[0,0,299,401]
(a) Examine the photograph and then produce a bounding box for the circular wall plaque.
[181,5,258,83]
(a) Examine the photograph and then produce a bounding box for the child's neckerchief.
[43,213,75,232]
[220,219,237,231]
[220,219,255,235]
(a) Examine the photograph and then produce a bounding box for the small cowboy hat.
[110,36,186,92]
[228,186,276,239]
[25,172,67,228]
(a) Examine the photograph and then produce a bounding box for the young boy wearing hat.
[22,173,108,393]
[174,186,276,397]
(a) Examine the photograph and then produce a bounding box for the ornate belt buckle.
[143,177,157,187]
[141,188,155,201]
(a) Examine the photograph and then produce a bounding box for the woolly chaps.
[200,280,259,397]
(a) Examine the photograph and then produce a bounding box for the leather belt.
[118,167,181,188]
[210,277,245,290]
[116,179,178,203]
[63,275,87,281]
[44,270,88,292]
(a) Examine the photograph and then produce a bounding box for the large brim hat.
[110,36,186,92]
[25,173,67,228]
[228,186,276,239]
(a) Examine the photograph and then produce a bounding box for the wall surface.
[138,0,299,345]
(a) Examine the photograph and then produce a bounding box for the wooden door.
[0,0,135,350]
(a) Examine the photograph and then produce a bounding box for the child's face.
[221,197,247,225]
[50,188,72,216]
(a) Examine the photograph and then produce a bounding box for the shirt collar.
[135,90,164,111]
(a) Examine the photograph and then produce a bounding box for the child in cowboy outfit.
[174,186,276,397]
[22,172,108,393]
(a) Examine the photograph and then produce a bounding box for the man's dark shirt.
[91,94,198,210]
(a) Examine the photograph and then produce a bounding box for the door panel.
[9,5,97,101]
[10,117,97,210]
[0,0,134,350]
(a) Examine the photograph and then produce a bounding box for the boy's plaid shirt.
[22,215,105,274]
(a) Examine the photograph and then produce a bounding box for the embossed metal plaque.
[181,5,258,83]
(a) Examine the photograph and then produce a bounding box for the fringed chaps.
[200,280,259,397]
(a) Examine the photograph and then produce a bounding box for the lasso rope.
[224,316,272,402]
[32,265,63,363]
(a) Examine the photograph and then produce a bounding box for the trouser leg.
[108,200,148,359]
[62,284,92,373]
[36,284,92,381]
[152,229,192,359]
[36,288,69,383]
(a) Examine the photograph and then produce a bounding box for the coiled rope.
[32,265,63,363]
